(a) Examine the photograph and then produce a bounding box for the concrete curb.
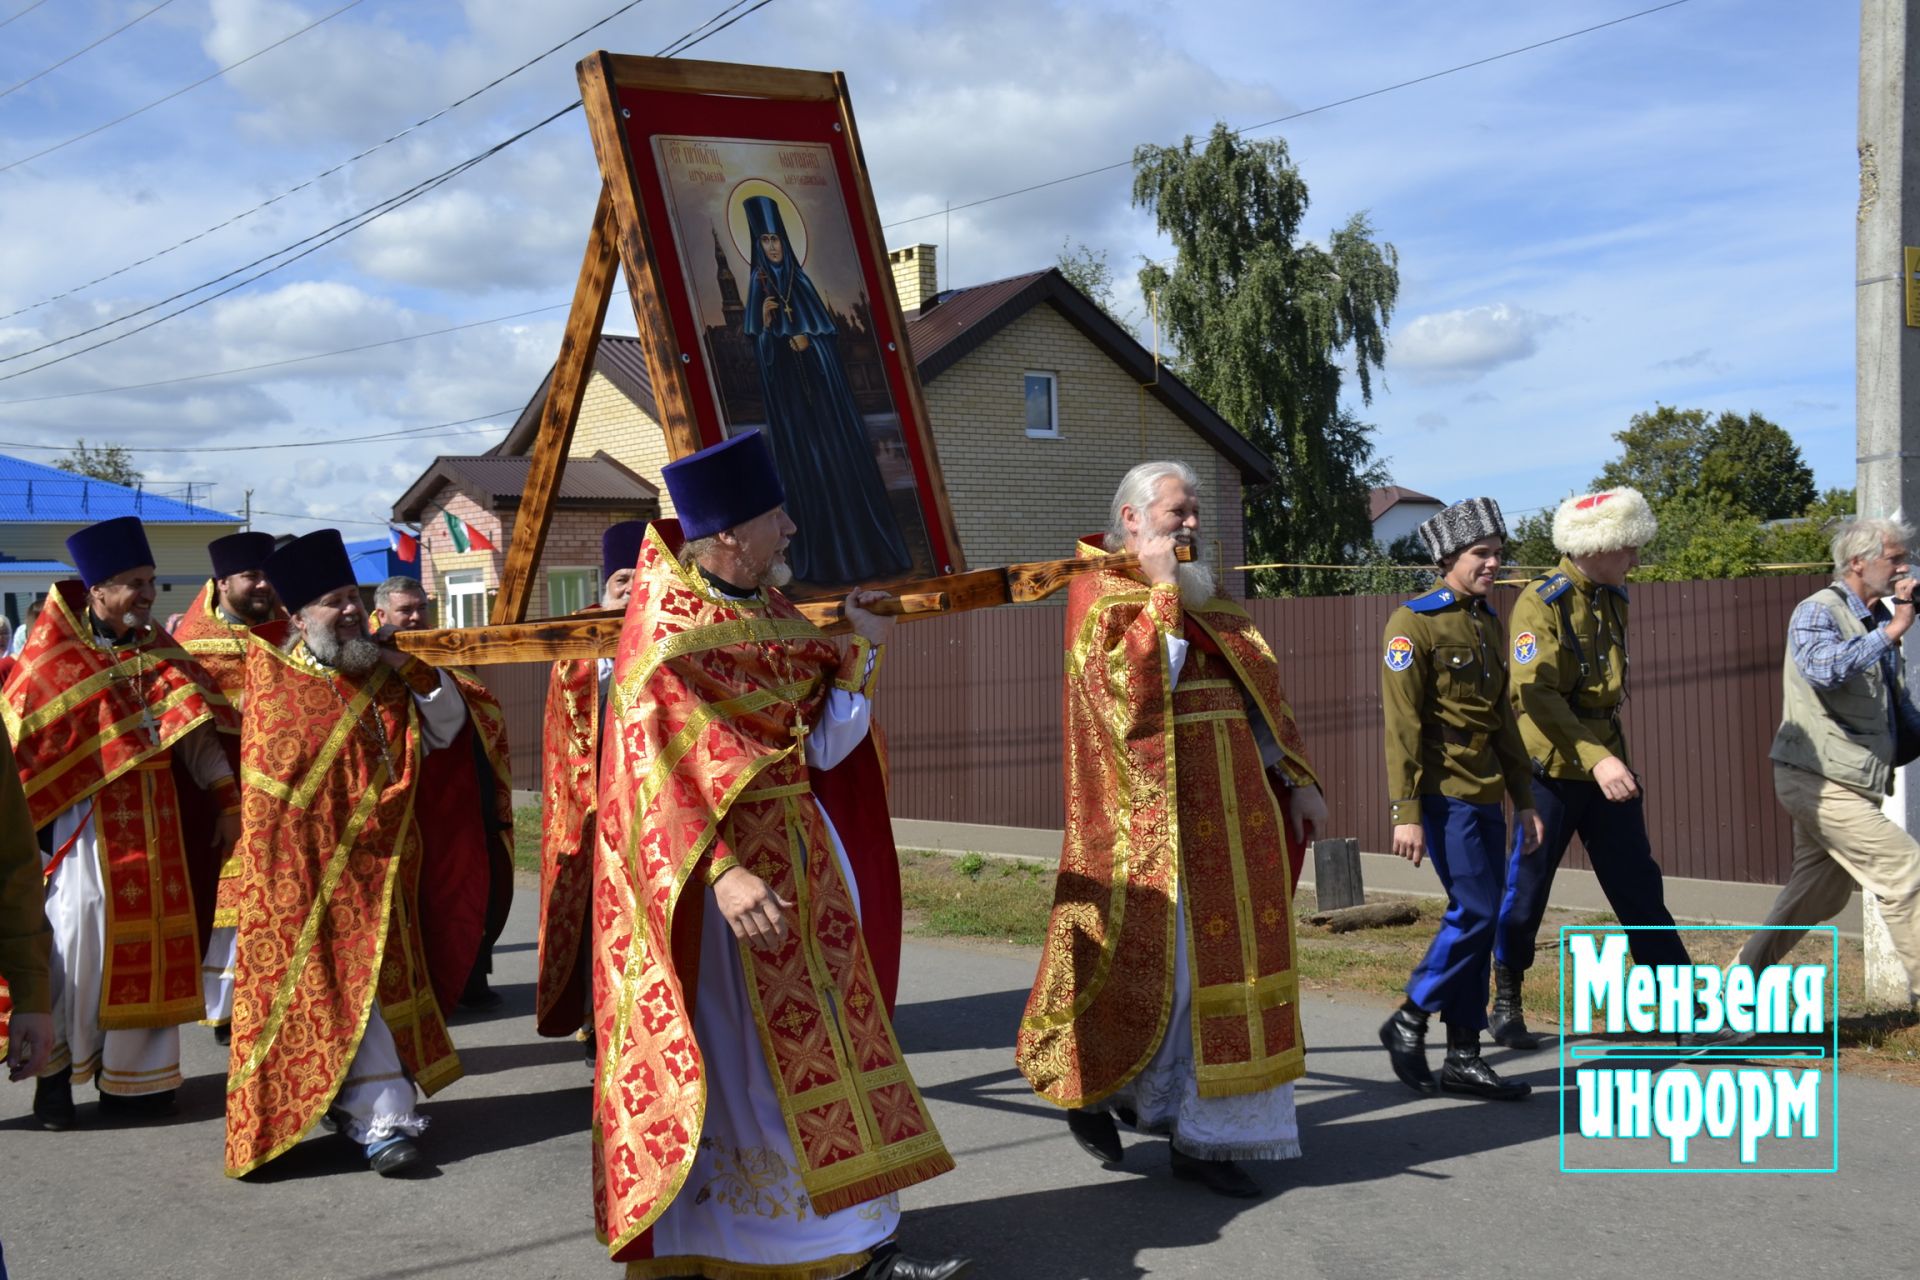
[891,816,1863,937]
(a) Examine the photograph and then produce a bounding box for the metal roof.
[0,453,240,523]
[1369,485,1445,521]
[390,452,658,522]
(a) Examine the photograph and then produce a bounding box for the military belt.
[1423,724,1489,750]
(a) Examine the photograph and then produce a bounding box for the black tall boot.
[1489,962,1539,1050]
[1439,1024,1531,1101]
[1378,1004,1437,1095]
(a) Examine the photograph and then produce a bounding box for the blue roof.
[0,453,240,523]
[0,558,73,575]
[346,536,410,587]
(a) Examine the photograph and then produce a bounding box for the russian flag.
[389,525,420,563]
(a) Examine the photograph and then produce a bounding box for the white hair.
[1831,516,1916,576]
[1106,460,1201,550]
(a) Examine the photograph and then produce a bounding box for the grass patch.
[898,848,1054,946]
[512,805,543,876]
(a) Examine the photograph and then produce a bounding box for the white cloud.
[1391,304,1560,382]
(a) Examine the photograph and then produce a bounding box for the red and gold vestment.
[592,524,945,1266]
[172,579,283,930]
[223,633,465,1176]
[0,581,236,1051]
[1017,541,1317,1107]
[535,649,599,1037]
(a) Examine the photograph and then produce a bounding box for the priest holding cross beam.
[591,430,966,1280]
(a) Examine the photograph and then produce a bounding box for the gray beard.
[762,561,793,590]
[1176,559,1215,608]
[304,623,381,675]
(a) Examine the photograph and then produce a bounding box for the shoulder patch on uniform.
[1513,631,1538,664]
[1405,587,1455,614]
[1384,635,1415,671]
[1534,573,1572,603]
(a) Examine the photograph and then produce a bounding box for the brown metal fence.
[483,573,1835,887]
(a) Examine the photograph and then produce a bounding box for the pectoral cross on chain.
[789,716,811,748]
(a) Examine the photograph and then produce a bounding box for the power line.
[0,304,571,405]
[0,0,181,102]
[0,0,370,176]
[882,0,1697,231]
[0,100,584,382]
[0,0,51,31]
[0,0,657,322]
[252,508,395,528]
[0,0,778,381]
[0,408,519,455]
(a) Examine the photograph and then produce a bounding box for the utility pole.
[243,488,253,532]
[1857,0,1920,1007]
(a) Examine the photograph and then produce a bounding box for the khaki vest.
[1770,585,1898,796]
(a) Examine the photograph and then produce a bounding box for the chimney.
[888,243,939,314]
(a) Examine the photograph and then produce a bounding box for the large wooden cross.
[392,53,1168,668]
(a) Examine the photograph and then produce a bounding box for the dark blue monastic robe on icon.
[742,195,912,586]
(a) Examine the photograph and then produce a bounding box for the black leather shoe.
[98,1088,176,1117]
[1488,962,1539,1050]
[861,1246,972,1280]
[1170,1148,1262,1198]
[213,1023,232,1046]
[459,980,504,1010]
[33,1068,75,1131]
[367,1137,425,1177]
[1066,1106,1123,1165]
[1440,1031,1530,1101]
[1379,1007,1437,1094]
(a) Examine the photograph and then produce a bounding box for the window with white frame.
[1024,371,1059,437]
[547,567,597,617]
[444,570,488,629]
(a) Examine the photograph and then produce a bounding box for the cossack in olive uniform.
[1489,491,1692,1052]
[1376,496,1536,1103]
[1380,585,1534,826]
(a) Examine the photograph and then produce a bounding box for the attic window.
[1024,372,1058,438]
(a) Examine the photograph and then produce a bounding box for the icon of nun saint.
[741,194,911,586]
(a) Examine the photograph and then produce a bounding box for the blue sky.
[0,0,1859,538]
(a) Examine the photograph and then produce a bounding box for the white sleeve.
[415,669,471,752]
[1166,634,1190,690]
[805,688,872,773]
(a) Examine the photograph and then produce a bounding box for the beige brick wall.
[570,373,675,517]
[921,304,1250,592]
[419,489,652,623]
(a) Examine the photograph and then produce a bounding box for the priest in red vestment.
[369,574,516,1011]
[224,530,482,1179]
[593,432,964,1280]
[1017,461,1327,1199]
[0,516,240,1130]
[172,529,282,1039]
[534,518,644,1043]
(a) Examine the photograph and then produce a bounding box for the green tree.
[1502,510,1559,575]
[1592,405,1712,504]
[1759,487,1855,570]
[1636,492,1767,581]
[1055,239,1139,334]
[1695,411,1817,520]
[55,439,143,487]
[1133,123,1399,596]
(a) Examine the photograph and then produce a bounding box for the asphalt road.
[2,888,1912,1279]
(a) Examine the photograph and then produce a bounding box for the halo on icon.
[727,177,809,268]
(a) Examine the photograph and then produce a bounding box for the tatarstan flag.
[443,512,494,553]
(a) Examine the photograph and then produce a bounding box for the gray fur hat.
[1416,497,1508,563]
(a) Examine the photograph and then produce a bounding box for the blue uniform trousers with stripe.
[1493,774,1689,972]
[1405,794,1508,1031]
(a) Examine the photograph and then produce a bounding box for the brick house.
[389,452,658,625]
[393,246,1271,621]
